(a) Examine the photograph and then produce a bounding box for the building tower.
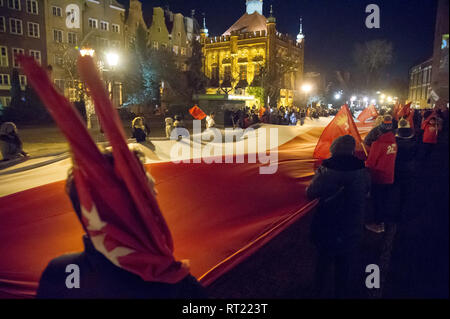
[200,14,209,37]
[297,18,305,44]
[246,0,263,15]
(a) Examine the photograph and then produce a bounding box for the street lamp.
[105,52,119,107]
[334,93,342,100]
[301,84,313,107]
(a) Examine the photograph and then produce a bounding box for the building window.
[19,75,27,88]
[54,79,65,93]
[26,0,38,14]
[0,46,8,67]
[29,50,41,64]
[97,37,108,48]
[8,0,20,10]
[54,54,63,66]
[110,40,120,48]
[68,32,77,45]
[52,6,62,17]
[89,18,98,29]
[180,47,186,56]
[27,22,40,38]
[53,29,63,43]
[100,21,109,31]
[173,45,179,55]
[12,48,24,67]
[0,74,10,87]
[0,97,12,108]
[9,18,23,35]
[112,24,120,33]
[152,41,158,50]
[0,17,5,32]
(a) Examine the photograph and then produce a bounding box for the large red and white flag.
[19,55,189,284]
[397,102,412,119]
[357,105,378,123]
[313,105,364,159]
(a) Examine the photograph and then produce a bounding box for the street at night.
[0,0,448,311]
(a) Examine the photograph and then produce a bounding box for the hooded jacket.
[307,155,371,253]
[365,132,397,184]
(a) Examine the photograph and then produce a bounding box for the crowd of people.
[225,105,334,128]
[306,103,448,298]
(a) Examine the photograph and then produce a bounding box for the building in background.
[44,0,126,106]
[201,0,304,108]
[408,58,432,108]
[0,0,47,108]
[430,0,449,105]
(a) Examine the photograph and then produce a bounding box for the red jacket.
[421,115,439,144]
[365,132,397,184]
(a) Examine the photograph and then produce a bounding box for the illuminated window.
[100,21,109,31]
[0,74,10,86]
[239,65,247,80]
[0,46,8,67]
[19,75,27,88]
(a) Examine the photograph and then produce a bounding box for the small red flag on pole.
[189,105,207,120]
[313,105,365,159]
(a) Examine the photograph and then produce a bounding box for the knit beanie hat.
[398,118,410,128]
[381,115,393,130]
[330,135,356,156]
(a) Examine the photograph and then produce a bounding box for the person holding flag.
[364,115,398,233]
[17,55,207,299]
[307,135,371,298]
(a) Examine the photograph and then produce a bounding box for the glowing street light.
[301,83,313,93]
[351,96,357,102]
[363,97,369,103]
[105,52,119,68]
[380,94,386,99]
[387,96,393,103]
[334,93,342,100]
[371,99,376,105]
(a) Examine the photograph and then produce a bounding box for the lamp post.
[79,48,96,129]
[105,52,119,107]
[301,83,312,108]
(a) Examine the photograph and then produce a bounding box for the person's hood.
[396,128,414,139]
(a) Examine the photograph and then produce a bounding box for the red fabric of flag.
[397,102,412,119]
[189,105,207,120]
[313,105,363,159]
[259,106,266,118]
[19,55,189,284]
[357,105,378,123]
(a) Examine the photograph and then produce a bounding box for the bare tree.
[353,40,393,90]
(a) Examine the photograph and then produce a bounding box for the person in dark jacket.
[364,114,395,147]
[307,135,371,298]
[0,122,27,160]
[131,117,149,143]
[393,119,417,222]
[36,152,208,299]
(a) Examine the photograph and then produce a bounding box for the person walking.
[205,112,216,129]
[131,117,149,143]
[365,115,398,233]
[0,122,28,161]
[307,135,371,298]
[393,118,417,222]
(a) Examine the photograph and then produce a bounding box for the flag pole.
[361,142,368,157]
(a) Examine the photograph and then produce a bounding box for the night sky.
[118,0,438,82]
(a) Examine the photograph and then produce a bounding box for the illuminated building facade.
[200,0,304,107]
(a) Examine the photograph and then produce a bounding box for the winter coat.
[365,132,397,184]
[422,121,438,144]
[132,127,147,143]
[307,155,371,254]
[395,128,417,180]
[36,236,207,299]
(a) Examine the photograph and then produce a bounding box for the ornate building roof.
[222,12,268,36]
